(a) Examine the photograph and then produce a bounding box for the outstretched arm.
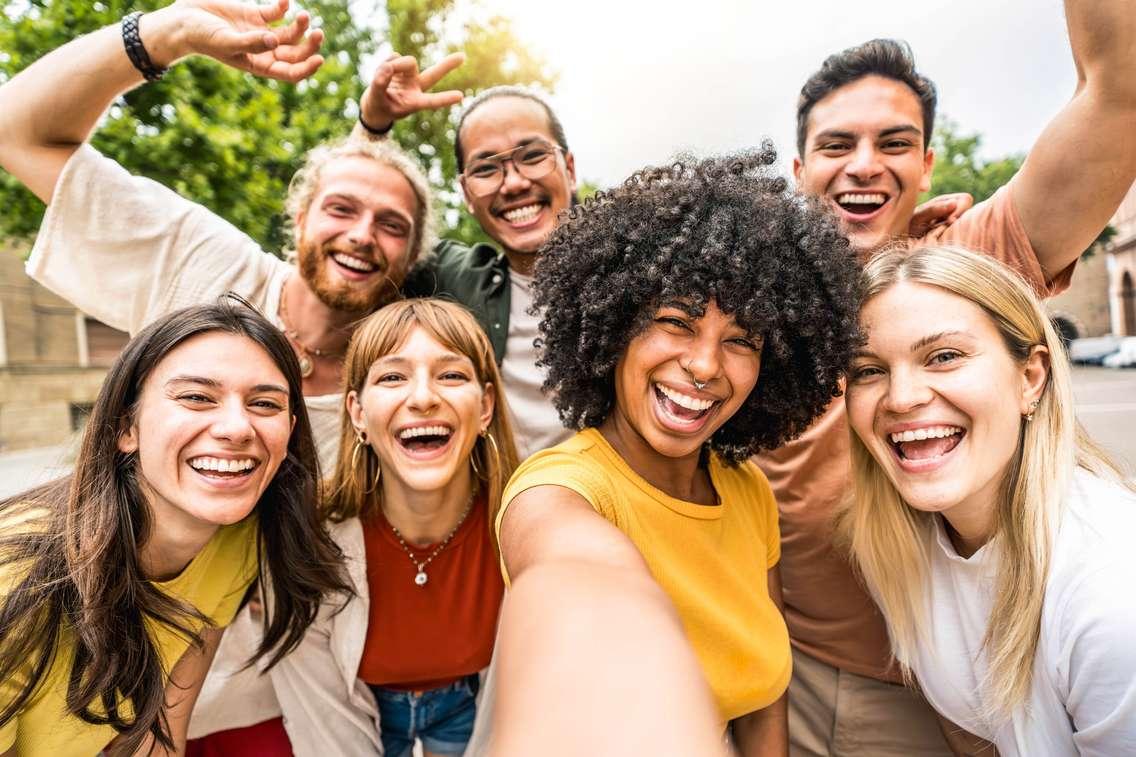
[353,52,466,139]
[493,486,731,757]
[1010,0,1136,277]
[0,0,323,203]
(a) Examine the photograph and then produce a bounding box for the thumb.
[199,25,278,58]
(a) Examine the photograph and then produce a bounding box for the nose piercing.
[683,362,707,391]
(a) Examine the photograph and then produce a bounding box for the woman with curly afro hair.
[487,145,862,753]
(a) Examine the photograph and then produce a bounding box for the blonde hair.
[841,244,1128,724]
[283,136,437,269]
[323,299,520,540]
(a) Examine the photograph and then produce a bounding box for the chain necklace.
[388,489,476,587]
[278,284,346,378]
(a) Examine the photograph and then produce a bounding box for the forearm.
[1066,0,1136,100]
[731,694,788,757]
[0,7,188,201]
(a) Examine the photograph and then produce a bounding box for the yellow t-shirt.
[0,515,259,756]
[499,428,791,723]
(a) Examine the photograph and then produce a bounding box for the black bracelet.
[122,11,168,82]
[358,113,394,137]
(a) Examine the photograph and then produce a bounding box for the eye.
[656,315,690,331]
[381,221,409,236]
[439,370,471,382]
[250,398,286,412]
[728,337,761,351]
[177,392,213,404]
[882,139,914,151]
[467,162,500,179]
[849,364,883,382]
[819,142,850,153]
[518,146,553,165]
[327,203,353,217]
[375,372,406,384]
[928,349,963,366]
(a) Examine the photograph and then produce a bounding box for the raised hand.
[160,0,324,83]
[359,52,466,131]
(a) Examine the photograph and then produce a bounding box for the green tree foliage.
[927,117,1112,256]
[0,0,376,251]
[0,0,555,252]
[384,0,556,246]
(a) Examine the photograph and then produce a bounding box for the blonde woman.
[269,298,519,757]
[843,245,1136,756]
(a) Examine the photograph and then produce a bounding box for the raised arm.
[494,485,730,757]
[0,0,323,203]
[1010,0,1136,277]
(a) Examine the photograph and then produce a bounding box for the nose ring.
[683,362,707,391]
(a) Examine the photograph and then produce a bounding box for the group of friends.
[1,0,1135,755]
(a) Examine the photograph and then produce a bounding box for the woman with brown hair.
[0,298,347,756]
[270,298,519,757]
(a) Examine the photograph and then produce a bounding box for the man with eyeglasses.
[362,81,580,459]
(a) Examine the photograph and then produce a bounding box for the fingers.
[418,90,464,110]
[385,55,422,76]
[250,53,325,83]
[254,0,290,25]
[271,26,324,64]
[269,8,311,47]
[418,52,465,90]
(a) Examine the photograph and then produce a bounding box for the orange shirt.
[760,185,1075,681]
[356,492,503,690]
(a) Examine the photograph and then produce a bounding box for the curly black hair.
[532,145,862,462]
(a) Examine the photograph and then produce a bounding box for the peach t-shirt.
[758,185,1074,680]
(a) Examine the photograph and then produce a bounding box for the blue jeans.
[369,674,480,757]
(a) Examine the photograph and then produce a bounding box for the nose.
[406,373,440,412]
[882,367,933,415]
[210,399,255,444]
[844,140,883,184]
[683,335,723,387]
[345,214,376,250]
[499,158,532,195]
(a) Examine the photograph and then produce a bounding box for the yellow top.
[499,428,791,723]
[0,515,259,756]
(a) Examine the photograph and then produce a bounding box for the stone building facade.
[0,244,128,452]
[1107,181,1136,336]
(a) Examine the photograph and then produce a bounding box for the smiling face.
[794,75,934,255]
[347,326,494,495]
[846,281,1048,528]
[458,97,576,261]
[117,331,294,539]
[296,156,419,312]
[605,300,763,464]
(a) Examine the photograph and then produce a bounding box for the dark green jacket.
[404,239,512,365]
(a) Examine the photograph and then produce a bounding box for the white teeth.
[332,253,378,272]
[889,426,963,444]
[502,204,541,223]
[656,384,714,411]
[398,425,453,440]
[189,457,256,473]
[837,192,886,205]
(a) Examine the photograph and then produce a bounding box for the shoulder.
[506,431,612,497]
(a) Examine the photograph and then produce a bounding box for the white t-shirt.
[498,269,572,460]
[26,145,346,737]
[900,469,1136,756]
[26,145,343,473]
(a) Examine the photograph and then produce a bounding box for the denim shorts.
[369,673,480,757]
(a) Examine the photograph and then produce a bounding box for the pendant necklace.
[389,489,476,587]
[278,284,345,378]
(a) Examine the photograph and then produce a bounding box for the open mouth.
[330,251,381,277]
[888,425,965,462]
[498,202,547,228]
[188,456,260,480]
[835,191,888,220]
[397,424,454,453]
[653,383,717,431]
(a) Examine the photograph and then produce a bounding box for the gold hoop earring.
[470,428,489,480]
[351,432,381,494]
[484,430,501,472]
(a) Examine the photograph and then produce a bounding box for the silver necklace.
[388,490,475,587]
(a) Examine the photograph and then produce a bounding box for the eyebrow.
[373,354,468,367]
[812,124,922,144]
[909,330,971,353]
[166,376,288,394]
[469,137,547,163]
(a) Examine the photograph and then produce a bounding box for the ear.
[117,422,139,455]
[459,176,476,214]
[564,150,578,194]
[479,381,497,434]
[919,147,935,194]
[345,389,368,436]
[792,155,804,187]
[1020,344,1050,414]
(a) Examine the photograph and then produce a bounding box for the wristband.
[358,114,394,137]
[122,11,168,82]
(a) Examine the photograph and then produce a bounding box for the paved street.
[1,367,1134,500]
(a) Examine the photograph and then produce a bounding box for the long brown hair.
[323,299,520,534]
[0,299,349,752]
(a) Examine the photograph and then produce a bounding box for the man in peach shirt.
[771,2,1136,754]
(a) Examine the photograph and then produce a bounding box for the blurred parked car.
[1069,335,1125,365]
[1103,337,1136,368]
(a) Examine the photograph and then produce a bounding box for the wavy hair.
[532,147,863,462]
[0,298,349,752]
[842,245,1129,723]
[323,299,520,535]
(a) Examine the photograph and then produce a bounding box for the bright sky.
[471,0,1075,189]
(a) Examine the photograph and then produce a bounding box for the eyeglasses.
[462,140,565,198]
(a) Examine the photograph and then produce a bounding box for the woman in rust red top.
[269,298,520,757]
